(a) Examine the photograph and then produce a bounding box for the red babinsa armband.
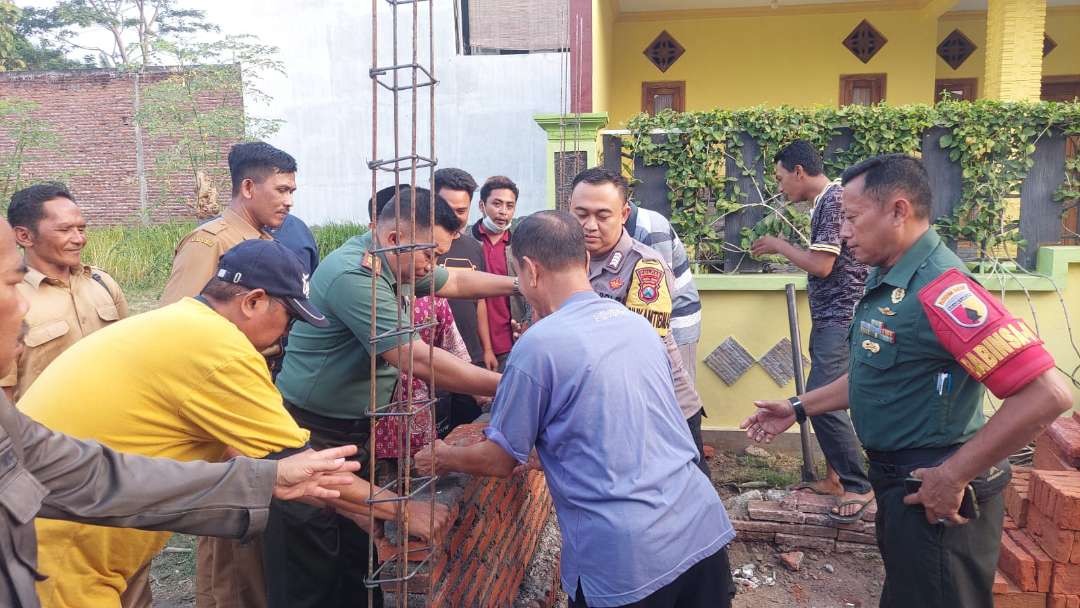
[918,268,1055,399]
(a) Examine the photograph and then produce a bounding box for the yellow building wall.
[695,253,1080,432]
[605,9,940,127]
[592,0,617,114]
[935,9,1080,97]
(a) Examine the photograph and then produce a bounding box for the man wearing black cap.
[20,240,450,608]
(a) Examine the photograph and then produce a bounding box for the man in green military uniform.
[742,154,1072,607]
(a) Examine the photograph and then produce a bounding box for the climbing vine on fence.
[624,101,1080,266]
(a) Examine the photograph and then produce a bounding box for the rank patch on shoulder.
[934,282,988,328]
[606,251,623,271]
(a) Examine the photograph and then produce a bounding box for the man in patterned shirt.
[751,140,872,522]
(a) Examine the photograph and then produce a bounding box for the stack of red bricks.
[995,415,1080,608]
[731,492,878,553]
[377,423,556,607]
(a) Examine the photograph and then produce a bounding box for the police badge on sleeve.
[625,259,672,337]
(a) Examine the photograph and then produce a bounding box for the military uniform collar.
[223,207,271,239]
[360,232,394,286]
[24,263,91,289]
[874,228,941,290]
[590,230,634,277]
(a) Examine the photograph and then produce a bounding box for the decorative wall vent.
[937,29,977,70]
[842,20,887,64]
[644,30,685,73]
[1044,34,1057,57]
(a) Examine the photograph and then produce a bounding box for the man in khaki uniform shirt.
[1,183,127,403]
[161,142,299,608]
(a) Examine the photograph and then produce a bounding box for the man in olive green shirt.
[742,154,1072,608]
[269,187,514,608]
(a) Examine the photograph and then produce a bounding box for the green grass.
[83,221,369,303]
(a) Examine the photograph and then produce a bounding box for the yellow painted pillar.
[983,0,1047,101]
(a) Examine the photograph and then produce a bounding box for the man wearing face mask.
[160,142,298,306]
[471,176,527,371]
[1,183,128,403]
[569,167,709,479]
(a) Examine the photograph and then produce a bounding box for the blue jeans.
[807,324,872,494]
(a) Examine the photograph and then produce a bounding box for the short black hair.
[228,142,298,196]
[841,154,933,219]
[570,167,629,203]
[511,210,586,272]
[200,277,250,301]
[8,182,75,232]
[480,175,519,202]
[377,186,462,235]
[434,168,478,197]
[369,185,406,220]
[774,140,824,176]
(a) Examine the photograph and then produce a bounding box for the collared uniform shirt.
[0,265,127,402]
[276,233,449,420]
[626,204,702,347]
[484,292,734,607]
[588,230,703,418]
[848,228,988,451]
[160,208,273,305]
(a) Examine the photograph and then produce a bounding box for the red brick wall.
[0,67,241,225]
[377,423,556,606]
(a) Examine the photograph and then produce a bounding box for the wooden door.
[935,78,977,101]
[839,74,886,106]
[1042,76,1080,244]
[642,81,685,115]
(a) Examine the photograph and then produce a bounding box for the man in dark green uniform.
[741,154,1072,608]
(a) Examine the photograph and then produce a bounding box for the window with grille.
[643,31,685,73]
[842,20,887,64]
[937,29,976,70]
[839,74,885,106]
[458,0,568,55]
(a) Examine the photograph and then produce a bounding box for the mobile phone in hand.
[904,477,980,520]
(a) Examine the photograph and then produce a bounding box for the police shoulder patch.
[625,258,672,337]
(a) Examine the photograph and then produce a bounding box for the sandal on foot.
[827,498,875,524]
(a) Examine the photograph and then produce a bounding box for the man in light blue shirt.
[414,210,735,608]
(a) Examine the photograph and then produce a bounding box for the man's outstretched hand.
[273,445,361,501]
[740,400,797,444]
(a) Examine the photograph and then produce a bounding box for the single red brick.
[992,575,1047,608]
[703,444,716,459]
[1028,504,1076,563]
[1004,515,1019,530]
[1047,418,1080,465]
[747,500,806,524]
[837,530,876,544]
[1053,561,1080,594]
[795,492,838,514]
[993,570,1009,594]
[445,422,488,447]
[1008,529,1053,592]
[999,532,1039,592]
[1047,595,1080,608]
[1006,471,1032,527]
[1035,433,1075,472]
[775,533,835,552]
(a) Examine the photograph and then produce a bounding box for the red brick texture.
[0,68,240,225]
[379,423,555,607]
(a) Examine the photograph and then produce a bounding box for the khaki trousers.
[195,535,267,608]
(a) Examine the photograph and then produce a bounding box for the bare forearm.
[325,478,398,521]
[438,269,515,299]
[441,442,515,478]
[477,300,493,352]
[774,241,836,278]
[801,374,850,415]
[940,370,1072,484]
[386,342,500,395]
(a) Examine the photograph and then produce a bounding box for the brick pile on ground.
[730,489,878,554]
[377,423,556,607]
[995,415,1080,608]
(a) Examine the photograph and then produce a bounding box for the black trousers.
[686,408,710,480]
[869,453,1009,608]
[569,547,734,608]
[807,324,872,494]
[262,403,383,608]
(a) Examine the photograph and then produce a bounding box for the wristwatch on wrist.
[788,396,807,424]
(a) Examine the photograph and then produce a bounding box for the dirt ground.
[148,449,886,607]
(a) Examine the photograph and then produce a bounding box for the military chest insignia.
[860,319,896,344]
[891,288,906,304]
[861,340,881,354]
[933,282,988,328]
[609,277,624,290]
[878,306,896,316]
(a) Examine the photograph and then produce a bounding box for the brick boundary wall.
[0,67,241,225]
[377,423,557,607]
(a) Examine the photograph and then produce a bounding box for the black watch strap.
[788,396,807,424]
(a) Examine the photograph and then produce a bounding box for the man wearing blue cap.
[20,240,450,608]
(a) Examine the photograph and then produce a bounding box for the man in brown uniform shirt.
[0,184,127,403]
[160,142,296,306]
[161,142,299,608]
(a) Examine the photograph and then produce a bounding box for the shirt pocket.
[25,319,69,348]
[95,303,120,323]
[853,339,898,370]
[0,440,49,584]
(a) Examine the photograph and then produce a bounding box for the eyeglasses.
[270,296,300,331]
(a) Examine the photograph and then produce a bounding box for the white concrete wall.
[190,0,565,225]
